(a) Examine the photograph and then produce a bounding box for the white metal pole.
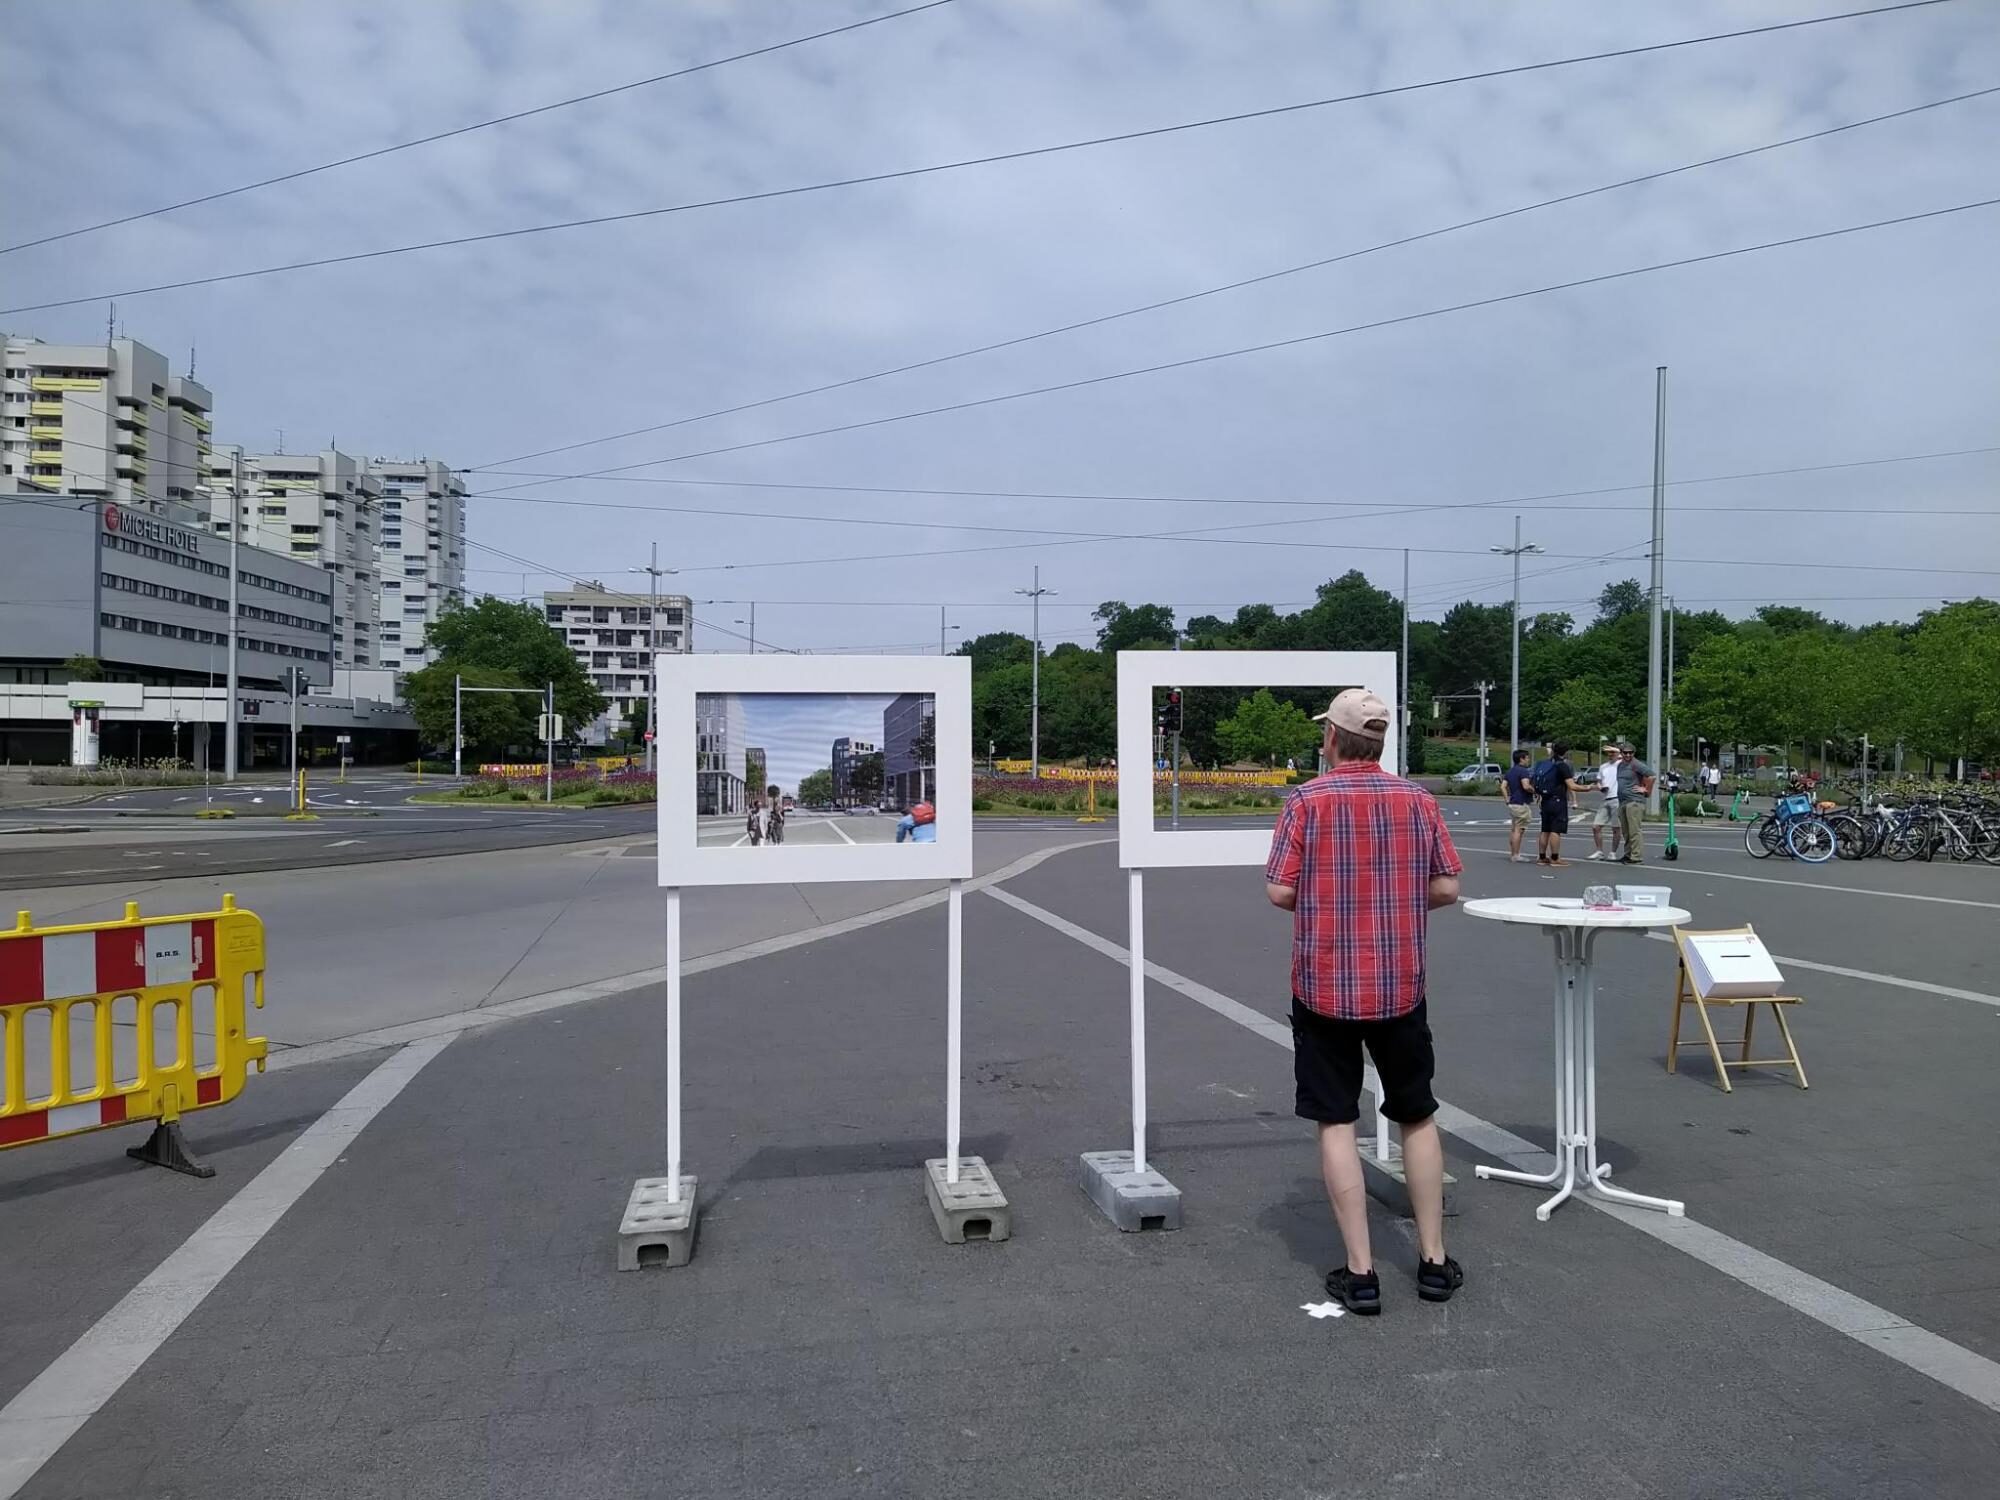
[544,682,554,803]
[1646,365,1668,814]
[946,878,963,1185]
[288,669,299,777]
[666,886,682,1204]
[1129,868,1148,1173]
[1030,568,1041,779]
[453,673,462,779]
[1510,515,1522,754]
[1400,548,1410,776]
[223,529,240,780]
[647,543,659,774]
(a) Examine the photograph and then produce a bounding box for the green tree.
[1595,579,1645,624]
[1540,677,1622,750]
[1214,689,1320,766]
[425,596,606,729]
[972,660,1033,757]
[1092,601,1178,654]
[849,751,885,804]
[1294,570,1400,651]
[63,654,106,682]
[1436,602,1511,723]
[957,632,1033,670]
[797,768,835,806]
[404,663,538,757]
[1904,600,2000,764]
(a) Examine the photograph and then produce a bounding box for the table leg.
[1533,937,1583,1221]
[1576,934,1685,1217]
[1476,928,1572,1196]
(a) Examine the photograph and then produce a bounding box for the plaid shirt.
[1265,762,1462,1021]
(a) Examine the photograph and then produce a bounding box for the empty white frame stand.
[620,654,999,1271]
[1081,651,1400,1232]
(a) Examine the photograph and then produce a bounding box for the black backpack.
[1530,758,1564,797]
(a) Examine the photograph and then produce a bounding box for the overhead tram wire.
[460,196,2000,493]
[0,1,960,256]
[470,81,1999,475]
[2,0,1961,315]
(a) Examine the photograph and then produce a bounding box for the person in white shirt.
[1587,746,1623,861]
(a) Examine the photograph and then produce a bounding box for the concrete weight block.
[923,1156,1011,1244]
[1079,1150,1182,1232]
[618,1175,699,1270]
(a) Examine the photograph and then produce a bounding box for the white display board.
[1115,649,1400,869]
[655,652,972,888]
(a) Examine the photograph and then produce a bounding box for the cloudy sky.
[5,0,1996,657]
[733,692,902,794]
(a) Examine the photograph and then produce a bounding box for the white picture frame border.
[656,653,972,888]
[1116,649,1400,869]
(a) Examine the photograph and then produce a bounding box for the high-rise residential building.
[832,736,879,808]
[204,446,382,668]
[2,335,213,508]
[370,458,466,672]
[543,581,693,744]
[882,693,937,807]
[695,693,747,816]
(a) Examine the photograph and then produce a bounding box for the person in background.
[1502,749,1535,863]
[1588,743,1624,862]
[1531,740,1591,867]
[1265,689,1464,1316]
[764,784,786,845]
[896,801,938,843]
[1615,741,1656,864]
[745,796,768,846]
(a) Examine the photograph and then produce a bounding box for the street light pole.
[734,604,756,653]
[1489,515,1543,757]
[453,672,462,779]
[1400,548,1410,777]
[1646,365,1668,814]
[629,547,674,774]
[224,513,241,781]
[1013,567,1056,779]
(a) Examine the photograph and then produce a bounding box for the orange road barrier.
[0,896,267,1177]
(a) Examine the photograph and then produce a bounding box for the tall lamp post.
[1013,567,1056,779]
[733,603,756,654]
[193,481,242,780]
[629,546,674,773]
[1489,515,1542,756]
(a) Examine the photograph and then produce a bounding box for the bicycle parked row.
[1743,783,2000,865]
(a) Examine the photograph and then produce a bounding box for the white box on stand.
[1682,933,1785,999]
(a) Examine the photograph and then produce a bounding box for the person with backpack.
[1530,740,1590,866]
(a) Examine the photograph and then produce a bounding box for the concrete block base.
[1079,1150,1183,1232]
[617,1175,699,1270]
[1355,1141,1458,1220]
[923,1156,1011,1244]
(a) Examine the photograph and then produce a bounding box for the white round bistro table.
[1461,897,1691,1222]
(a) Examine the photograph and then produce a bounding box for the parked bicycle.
[1744,792,1837,864]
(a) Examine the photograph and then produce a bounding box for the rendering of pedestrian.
[1614,741,1656,864]
[745,797,768,846]
[1265,688,1464,1315]
[1588,743,1624,862]
[1531,740,1591,866]
[1502,748,1535,863]
[764,784,786,845]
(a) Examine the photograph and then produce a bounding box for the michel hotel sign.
[103,503,202,556]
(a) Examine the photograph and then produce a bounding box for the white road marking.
[0,1036,454,1499]
[983,884,2000,1417]
[325,839,362,849]
[828,817,858,846]
[1301,1301,1347,1320]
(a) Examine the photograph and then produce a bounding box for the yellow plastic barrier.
[0,895,267,1177]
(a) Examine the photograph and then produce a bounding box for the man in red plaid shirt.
[1266,687,1463,1314]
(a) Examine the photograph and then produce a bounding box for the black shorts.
[1540,798,1569,834]
[1291,998,1438,1126]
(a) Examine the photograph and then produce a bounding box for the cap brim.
[1311,710,1334,722]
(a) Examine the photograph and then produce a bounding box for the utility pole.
[1665,594,1676,773]
[1490,515,1543,756]
[630,547,672,774]
[1646,365,1668,814]
[734,603,756,653]
[1400,548,1410,777]
[1477,679,1493,768]
[288,667,300,778]
[453,672,462,779]
[545,682,555,805]
[1013,566,1056,778]
[222,454,243,781]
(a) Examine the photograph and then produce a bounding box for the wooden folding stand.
[1667,925,1808,1093]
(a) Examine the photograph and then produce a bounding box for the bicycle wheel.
[1974,815,2000,866]
[1787,817,1836,863]
[1745,817,1777,859]
[1827,813,1868,860]
[1884,818,1927,861]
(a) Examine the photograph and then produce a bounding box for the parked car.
[843,804,879,816]
[1450,762,1505,784]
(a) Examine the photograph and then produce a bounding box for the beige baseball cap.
[1313,687,1391,732]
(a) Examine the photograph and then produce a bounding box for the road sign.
[538,713,564,742]
[335,734,351,744]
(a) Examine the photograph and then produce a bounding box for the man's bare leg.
[1399,1117,1448,1264]
[1509,816,1524,861]
[1317,1122,1372,1273]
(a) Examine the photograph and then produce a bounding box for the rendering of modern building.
[831,736,878,807]
[370,458,466,673]
[696,693,747,816]
[545,582,693,745]
[882,693,936,807]
[204,447,382,668]
[3,335,213,507]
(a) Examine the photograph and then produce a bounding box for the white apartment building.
[544,581,693,744]
[370,458,466,672]
[2,335,213,508]
[204,446,382,669]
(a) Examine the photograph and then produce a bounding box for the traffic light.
[1156,688,1183,736]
